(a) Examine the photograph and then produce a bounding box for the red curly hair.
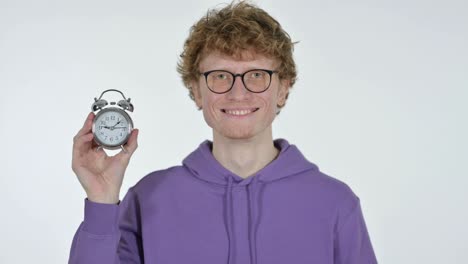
[177,1,297,114]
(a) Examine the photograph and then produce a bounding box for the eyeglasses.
[200,69,278,94]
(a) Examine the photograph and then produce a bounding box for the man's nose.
[227,76,249,98]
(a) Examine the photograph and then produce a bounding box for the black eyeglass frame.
[200,69,279,94]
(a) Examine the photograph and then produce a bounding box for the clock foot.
[120,145,128,153]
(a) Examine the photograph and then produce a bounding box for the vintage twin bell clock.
[91,89,134,152]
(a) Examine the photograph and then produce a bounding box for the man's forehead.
[207,49,264,60]
[199,50,277,68]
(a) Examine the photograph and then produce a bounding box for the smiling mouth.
[221,108,260,116]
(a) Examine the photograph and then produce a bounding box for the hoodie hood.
[182,138,318,186]
[182,138,319,264]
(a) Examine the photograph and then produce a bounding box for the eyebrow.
[201,67,269,73]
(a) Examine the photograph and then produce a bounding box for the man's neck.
[211,130,279,179]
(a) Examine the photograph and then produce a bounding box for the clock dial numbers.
[94,108,132,147]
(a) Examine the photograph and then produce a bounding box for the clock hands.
[111,120,122,128]
[102,120,126,130]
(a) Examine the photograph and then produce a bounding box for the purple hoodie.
[69,138,378,264]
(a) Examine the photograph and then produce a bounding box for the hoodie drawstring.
[225,175,261,264]
[248,175,260,264]
[183,139,317,264]
[226,176,234,264]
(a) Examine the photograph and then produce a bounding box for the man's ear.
[277,79,291,107]
[190,81,203,109]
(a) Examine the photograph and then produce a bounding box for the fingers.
[72,132,95,155]
[126,128,139,155]
[72,132,93,172]
[77,133,94,144]
[73,112,96,155]
[117,129,139,160]
[74,112,95,139]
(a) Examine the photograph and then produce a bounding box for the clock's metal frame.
[92,107,134,151]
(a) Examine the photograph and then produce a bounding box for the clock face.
[92,108,133,147]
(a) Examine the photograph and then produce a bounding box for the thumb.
[117,129,139,160]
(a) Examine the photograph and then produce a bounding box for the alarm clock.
[91,89,134,152]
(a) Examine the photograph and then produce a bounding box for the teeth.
[225,109,256,116]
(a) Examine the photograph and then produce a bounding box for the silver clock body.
[92,107,134,150]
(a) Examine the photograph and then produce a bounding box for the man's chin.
[214,127,257,141]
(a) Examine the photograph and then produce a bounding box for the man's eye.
[216,73,227,79]
[250,72,264,78]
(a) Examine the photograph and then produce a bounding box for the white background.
[1,0,467,263]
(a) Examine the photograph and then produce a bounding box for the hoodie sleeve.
[333,195,378,264]
[68,188,144,264]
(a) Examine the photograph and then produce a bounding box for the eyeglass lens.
[206,70,271,93]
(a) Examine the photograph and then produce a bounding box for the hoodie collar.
[182,138,319,264]
[182,138,318,186]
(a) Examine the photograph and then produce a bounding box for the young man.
[69,2,378,263]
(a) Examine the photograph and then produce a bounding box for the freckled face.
[191,52,289,140]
